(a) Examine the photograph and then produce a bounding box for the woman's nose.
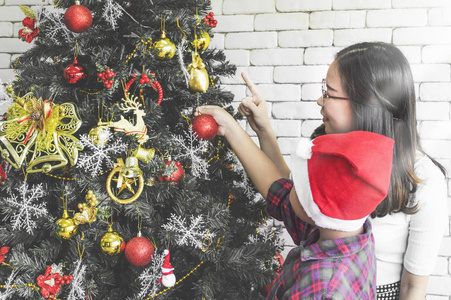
[316,96,323,107]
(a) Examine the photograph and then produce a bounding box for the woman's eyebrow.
[326,83,338,92]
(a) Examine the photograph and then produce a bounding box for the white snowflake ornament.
[173,127,210,180]
[102,0,124,30]
[77,132,126,177]
[161,214,213,249]
[66,259,87,300]
[3,181,48,234]
[135,251,165,299]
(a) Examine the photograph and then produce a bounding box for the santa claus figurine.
[159,249,176,287]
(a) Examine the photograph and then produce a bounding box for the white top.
[370,155,448,285]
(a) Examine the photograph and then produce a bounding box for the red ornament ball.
[162,160,185,184]
[125,236,155,266]
[64,57,88,85]
[192,115,218,141]
[64,3,93,33]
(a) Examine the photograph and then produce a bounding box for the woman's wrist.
[256,124,276,139]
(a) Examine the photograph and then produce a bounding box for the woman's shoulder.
[414,154,446,183]
[413,154,447,209]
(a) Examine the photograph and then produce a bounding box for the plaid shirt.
[266,179,376,300]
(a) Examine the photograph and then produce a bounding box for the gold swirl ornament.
[106,157,144,204]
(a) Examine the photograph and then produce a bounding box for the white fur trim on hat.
[295,138,314,160]
[291,139,368,232]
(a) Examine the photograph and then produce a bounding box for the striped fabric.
[266,179,376,300]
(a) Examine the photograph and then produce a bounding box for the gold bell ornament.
[56,194,78,239]
[100,224,126,256]
[188,52,209,93]
[131,146,155,164]
[73,190,99,225]
[153,31,176,60]
[106,157,144,204]
[191,30,210,52]
[0,92,83,174]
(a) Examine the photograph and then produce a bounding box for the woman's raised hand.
[238,72,271,134]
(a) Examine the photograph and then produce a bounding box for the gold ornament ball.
[56,214,78,239]
[191,30,210,51]
[145,176,156,186]
[42,163,52,173]
[189,67,209,93]
[101,227,126,256]
[88,126,109,146]
[153,32,176,60]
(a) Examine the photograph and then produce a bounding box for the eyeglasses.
[322,79,348,105]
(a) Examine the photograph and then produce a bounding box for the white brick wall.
[214,1,451,298]
[1,1,451,298]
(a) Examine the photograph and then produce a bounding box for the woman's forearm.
[224,122,283,199]
[256,127,291,178]
[399,268,428,300]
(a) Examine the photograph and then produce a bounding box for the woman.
[237,42,448,299]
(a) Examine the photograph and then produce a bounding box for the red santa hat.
[291,131,394,232]
[159,249,174,284]
[161,249,173,272]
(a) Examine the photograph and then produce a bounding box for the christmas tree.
[0,1,283,299]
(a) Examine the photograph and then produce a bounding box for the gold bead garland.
[0,283,63,300]
[126,38,153,63]
[44,168,112,181]
[79,89,102,95]
[144,260,205,299]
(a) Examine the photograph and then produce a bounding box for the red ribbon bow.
[19,17,40,43]
[36,266,61,298]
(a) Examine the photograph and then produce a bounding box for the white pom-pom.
[295,138,314,160]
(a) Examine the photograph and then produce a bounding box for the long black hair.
[313,42,445,217]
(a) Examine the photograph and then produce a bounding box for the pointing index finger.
[241,72,262,97]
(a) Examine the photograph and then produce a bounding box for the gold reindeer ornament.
[99,91,149,144]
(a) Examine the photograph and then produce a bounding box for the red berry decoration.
[64,57,88,85]
[124,73,164,105]
[192,114,218,141]
[97,68,117,89]
[64,1,93,33]
[203,12,217,28]
[125,235,155,266]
